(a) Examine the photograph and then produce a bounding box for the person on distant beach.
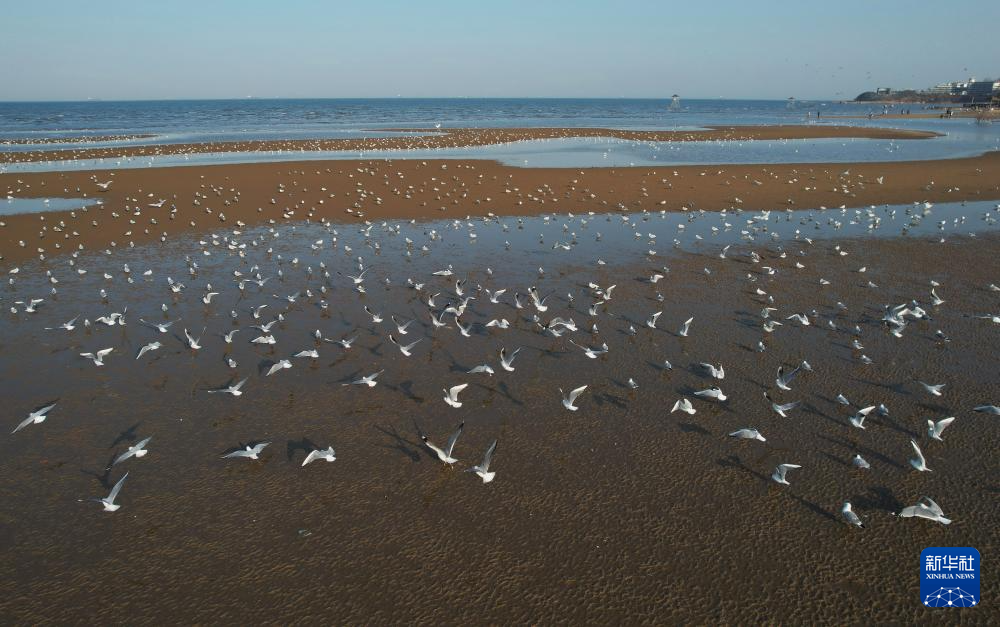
[816,110,821,118]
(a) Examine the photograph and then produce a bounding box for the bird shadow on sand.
[81,452,119,490]
[109,422,141,448]
[787,493,840,524]
[286,437,319,462]
[374,424,421,463]
[334,369,363,385]
[820,451,851,468]
[594,391,627,410]
[716,454,768,483]
[678,422,710,436]
[800,404,847,429]
[852,485,905,513]
[390,380,425,403]
[816,433,904,470]
[849,376,911,397]
[867,414,919,439]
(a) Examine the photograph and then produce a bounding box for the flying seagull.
[927,417,955,441]
[301,446,336,466]
[898,496,950,525]
[909,439,931,472]
[560,385,588,411]
[111,436,152,468]
[466,439,498,483]
[771,463,801,485]
[422,422,464,464]
[443,383,469,408]
[222,442,270,460]
[91,472,128,512]
[12,401,57,434]
[208,378,248,397]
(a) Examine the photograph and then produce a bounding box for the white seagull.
[111,436,152,467]
[222,442,270,460]
[422,422,464,464]
[898,496,950,525]
[771,463,801,485]
[80,348,114,366]
[443,383,469,408]
[909,439,931,472]
[466,439,498,483]
[208,377,248,397]
[927,417,955,441]
[302,446,337,466]
[12,401,57,434]
[92,473,128,512]
[560,385,588,411]
[842,502,864,528]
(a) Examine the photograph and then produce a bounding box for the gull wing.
[567,385,588,404]
[910,439,926,466]
[445,422,465,457]
[12,415,35,434]
[919,496,944,516]
[447,384,468,402]
[777,365,800,387]
[479,440,498,472]
[107,472,128,504]
[934,416,956,436]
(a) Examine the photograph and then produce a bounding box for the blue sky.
[2,0,997,101]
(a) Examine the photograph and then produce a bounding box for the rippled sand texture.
[0,210,997,623]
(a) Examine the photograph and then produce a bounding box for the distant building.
[966,79,999,100]
[927,77,999,99]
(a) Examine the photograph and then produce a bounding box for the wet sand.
[0,219,997,623]
[4,151,1000,267]
[0,125,939,165]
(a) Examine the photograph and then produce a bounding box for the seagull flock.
[3,178,999,537]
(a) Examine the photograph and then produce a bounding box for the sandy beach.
[3,149,1000,267]
[0,125,940,165]
[0,223,996,623]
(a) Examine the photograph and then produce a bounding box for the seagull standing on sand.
[842,502,864,528]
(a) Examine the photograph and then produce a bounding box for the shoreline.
[3,150,1000,267]
[0,125,941,165]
